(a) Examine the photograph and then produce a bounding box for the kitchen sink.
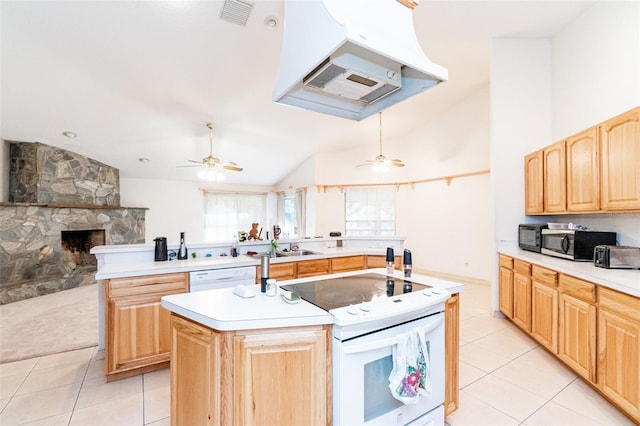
[247,252,287,258]
[279,249,320,257]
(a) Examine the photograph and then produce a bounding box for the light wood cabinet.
[524,150,544,214]
[233,327,329,425]
[600,107,640,211]
[543,140,567,213]
[498,254,514,318]
[331,255,365,273]
[170,314,330,426]
[256,261,296,283]
[512,260,532,332]
[297,258,330,278]
[598,287,640,421]
[525,106,639,216]
[566,127,600,212]
[365,255,402,270]
[170,314,222,426]
[530,265,558,353]
[444,293,459,416]
[498,252,640,423]
[558,274,597,382]
[105,272,188,382]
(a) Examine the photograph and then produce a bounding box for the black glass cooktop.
[279,273,430,312]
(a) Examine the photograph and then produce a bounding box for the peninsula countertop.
[161,268,466,331]
[94,246,396,280]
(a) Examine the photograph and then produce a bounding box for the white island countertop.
[161,269,466,331]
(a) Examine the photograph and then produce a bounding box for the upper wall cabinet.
[543,140,567,213]
[524,150,544,214]
[600,107,640,211]
[566,127,599,212]
[525,106,640,215]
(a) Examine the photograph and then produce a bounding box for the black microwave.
[518,224,547,253]
[541,230,617,261]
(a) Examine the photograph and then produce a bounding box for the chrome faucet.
[291,244,300,251]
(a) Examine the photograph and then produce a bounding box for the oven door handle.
[342,316,443,355]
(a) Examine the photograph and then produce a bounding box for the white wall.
[120,178,276,245]
[489,1,640,311]
[314,86,493,279]
[553,1,640,138]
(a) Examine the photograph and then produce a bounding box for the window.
[345,187,396,236]
[277,189,307,238]
[204,192,267,241]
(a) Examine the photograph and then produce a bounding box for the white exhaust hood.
[272,0,448,121]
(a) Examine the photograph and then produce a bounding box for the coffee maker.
[154,237,168,261]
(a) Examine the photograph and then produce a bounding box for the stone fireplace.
[0,141,146,304]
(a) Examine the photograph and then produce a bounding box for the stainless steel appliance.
[518,224,547,253]
[594,245,640,269]
[541,229,617,261]
[189,266,256,292]
[281,273,450,426]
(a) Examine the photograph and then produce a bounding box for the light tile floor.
[446,282,633,426]
[0,282,634,425]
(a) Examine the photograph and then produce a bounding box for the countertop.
[95,246,395,280]
[498,246,640,298]
[161,268,466,331]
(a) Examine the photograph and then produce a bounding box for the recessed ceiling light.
[264,16,279,29]
[62,131,77,138]
[138,157,149,163]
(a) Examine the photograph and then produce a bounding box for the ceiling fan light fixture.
[373,162,389,173]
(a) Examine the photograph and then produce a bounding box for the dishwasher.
[189,266,256,292]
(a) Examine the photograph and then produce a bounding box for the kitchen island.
[161,269,464,426]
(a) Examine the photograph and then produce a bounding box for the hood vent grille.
[220,0,254,26]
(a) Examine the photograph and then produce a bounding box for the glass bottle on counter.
[177,232,188,260]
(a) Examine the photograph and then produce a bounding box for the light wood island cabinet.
[170,314,330,426]
[444,293,460,416]
[105,272,188,382]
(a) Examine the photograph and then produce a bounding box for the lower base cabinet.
[598,287,640,420]
[499,252,640,424]
[105,272,188,382]
[170,314,331,426]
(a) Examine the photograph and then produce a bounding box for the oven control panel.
[330,288,450,340]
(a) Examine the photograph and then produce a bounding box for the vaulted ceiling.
[1,1,596,185]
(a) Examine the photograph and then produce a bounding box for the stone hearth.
[1,141,146,304]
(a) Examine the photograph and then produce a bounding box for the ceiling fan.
[178,123,243,177]
[357,112,405,171]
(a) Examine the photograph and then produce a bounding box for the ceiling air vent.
[220,0,254,26]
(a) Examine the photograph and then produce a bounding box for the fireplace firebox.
[61,229,106,268]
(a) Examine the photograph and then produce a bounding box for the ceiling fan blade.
[176,164,204,168]
[388,159,405,167]
[187,159,204,164]
[223,164,243,172]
